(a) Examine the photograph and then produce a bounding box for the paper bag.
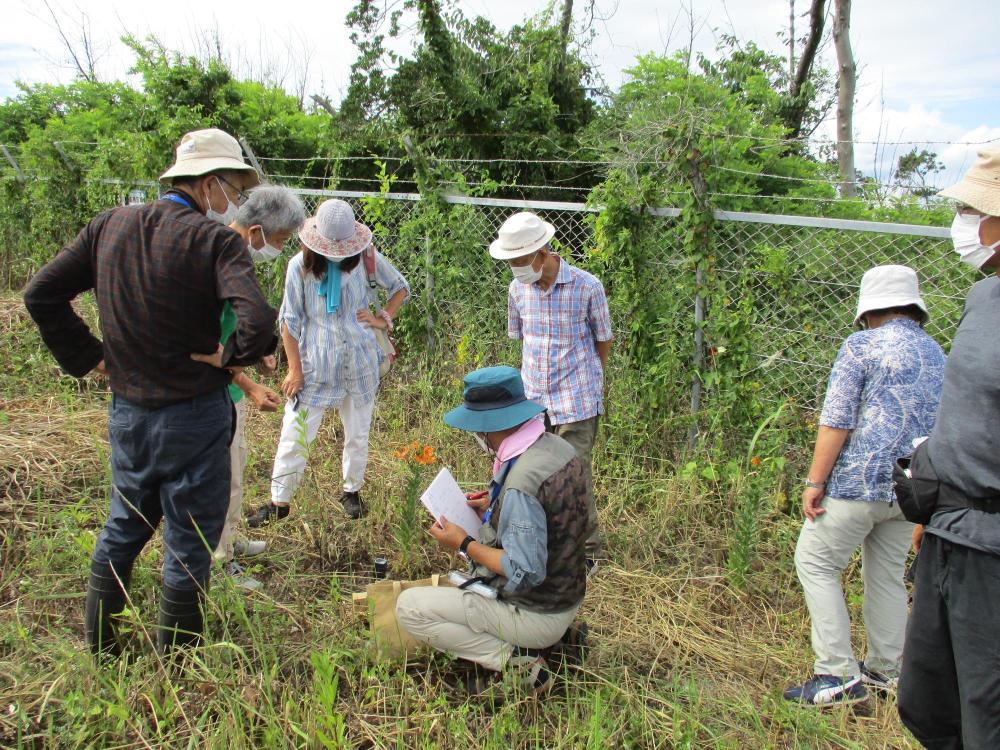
[356,574,453,659]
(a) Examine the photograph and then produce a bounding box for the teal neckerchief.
[318,258,341,313]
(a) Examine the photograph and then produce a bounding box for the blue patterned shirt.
[819,318,945,503]
[279,250,408,408]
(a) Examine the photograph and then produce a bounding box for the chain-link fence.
[287,189,960,420]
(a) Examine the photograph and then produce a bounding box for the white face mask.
[474,432,494,455]
[248,227,281,264]
[206,176,239,226]
[510,253,543,285]
[950,212,1000,269]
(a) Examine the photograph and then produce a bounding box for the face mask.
[205,177,239,226]
[950,212,1000,269]
[511,253,542,285]
[248,227,281,264]
[474,432,493,455]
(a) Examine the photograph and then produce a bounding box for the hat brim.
[854,295,929,325]
[298,218,373,259]
[938,178,1000,217]
[488,222,556,260]
[443,399,545,433]
[160,158,259,184]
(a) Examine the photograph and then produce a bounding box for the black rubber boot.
[84,558,134,658]
[156,585,205,654]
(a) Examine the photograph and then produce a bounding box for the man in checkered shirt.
[490,212,613,568]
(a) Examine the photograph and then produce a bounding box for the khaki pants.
[213,397,247,563]
[396,586,580,671]
[794,497,913,678]
[550,416,602,557]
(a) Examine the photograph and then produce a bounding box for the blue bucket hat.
[444,366,545,433]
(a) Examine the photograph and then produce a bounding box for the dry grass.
[0,294,919,749]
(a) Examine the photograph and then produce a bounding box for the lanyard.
[162,192,196,210]
[484,456,519,523]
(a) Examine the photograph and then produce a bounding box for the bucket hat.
[489,212,556,260]
[298,199,373,259]
[159,129,259,184]
[938,145,1000,217]
[444,366,545,433]
[854,265,928,326]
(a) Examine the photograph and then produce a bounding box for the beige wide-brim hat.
[159,128,260,184]
[938,144,1000,217]
[854,264,928,325]
[298,199,373,259]
[489,211,556,260]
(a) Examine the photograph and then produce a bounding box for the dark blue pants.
[93,388,232,590]
[898,533,1000,750]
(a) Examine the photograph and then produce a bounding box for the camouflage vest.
[489,432,590,612]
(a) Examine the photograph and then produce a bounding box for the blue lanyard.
[484,456,519,524]
[162,192,196,210]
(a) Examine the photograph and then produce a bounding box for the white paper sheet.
[420,467,482,540]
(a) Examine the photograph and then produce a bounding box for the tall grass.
[0,294,918,748]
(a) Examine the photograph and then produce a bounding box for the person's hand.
[802,486,826,521]
[281,368,304,398]
[428,516,468,550]
[356,309,387,330]
[191,345,244,375]
[465,491,490,519]
[258,355,277,375]
[912,524,925,553]
[247,384,281,412]
[91,360,107,377]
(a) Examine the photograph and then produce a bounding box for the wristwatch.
[458,535,475,557]
[803,478,826,490]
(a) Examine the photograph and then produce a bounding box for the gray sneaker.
[224,561,262,592]
[233,539,267,557]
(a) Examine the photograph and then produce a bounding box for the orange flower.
[416,445,437,465]
[750,456,762,467]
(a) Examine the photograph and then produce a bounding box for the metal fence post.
[424,233,436,353]
[688,267,705,451]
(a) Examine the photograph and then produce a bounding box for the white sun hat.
[854,265,928,326]
[159,128,260,184]
[298,199,373,259]
[488,211,556,260]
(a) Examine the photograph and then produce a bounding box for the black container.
[373,557,389,579]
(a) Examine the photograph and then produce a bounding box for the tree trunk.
[557,0,574,81]
[783,0,826,138]
[833,0,857,197]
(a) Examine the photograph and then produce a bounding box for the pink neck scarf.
[493,416,546,474]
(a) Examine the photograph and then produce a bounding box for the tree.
[783,0,829,138]
[832,0,856,197]
[895,148,944,203]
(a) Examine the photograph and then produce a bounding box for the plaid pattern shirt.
[508,257,612,424]
[23,193,277,408]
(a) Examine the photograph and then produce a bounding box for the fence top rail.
[290,187,950,239]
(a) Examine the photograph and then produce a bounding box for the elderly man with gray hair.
[193,185,307,591]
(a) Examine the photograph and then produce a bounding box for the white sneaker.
[233,539,267,557]
[224,561,262,592]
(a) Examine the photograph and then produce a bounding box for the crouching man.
[396,366,591,694]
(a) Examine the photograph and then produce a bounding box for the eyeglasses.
[218,175,250,205]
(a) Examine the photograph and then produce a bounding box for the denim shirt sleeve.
[497,488,548,594]
[819,334,868,430]
[373,249,409,300]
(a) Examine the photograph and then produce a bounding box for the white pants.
[213,397,247,563]
[794,497,913,678]
[270,393,375,504]
[396,586,581,672]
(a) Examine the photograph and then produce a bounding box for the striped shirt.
[507,257,613,424]
[280,250,408,408]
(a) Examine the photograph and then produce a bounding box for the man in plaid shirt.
[490,212,613,567]
[24,129,276,658]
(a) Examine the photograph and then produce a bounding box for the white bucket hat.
[159,128,259,184]
[298,199,372,259]
[489,211,556,260]
[854,265,928,325]
[938,145,1000,217]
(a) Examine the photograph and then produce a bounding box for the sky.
[1,0,998,188]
